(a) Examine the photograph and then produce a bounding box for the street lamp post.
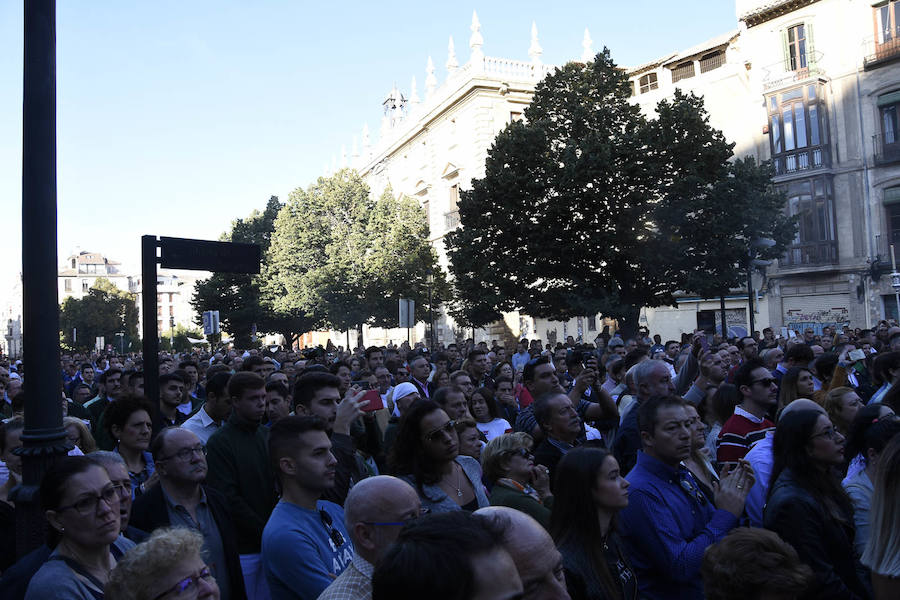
[890,245,900,321]
[747,238,776,338]
[427,270,434,350]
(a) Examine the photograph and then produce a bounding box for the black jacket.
[763,468,871,600]
[130,484,247,600]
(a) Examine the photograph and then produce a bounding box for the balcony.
[773,146,830,176]
[445,211,460,230]
[864,28,900,69]
[761,52,825,91]
[781,240,838,268]
[874,134,900,165]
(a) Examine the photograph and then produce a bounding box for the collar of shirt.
[734,404,766,423]
[161,484,208,513]
[634,450,683,484]
[352,553,375,580]
[547,437,577,454]
[197,406,217,427]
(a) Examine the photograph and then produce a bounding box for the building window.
[787,24,807,71]
[422,199,431,234]
[767,84,829,175]
[639,73,658,94]
[70,258,76,269]
[64,279,72,292]
[168,293,174,303]
[446,184,460,230]
[877,91,900,163]
[82,279,89,292]
[671,61,695,83]
[781,176,837,266]
[157,305,162,317]
[510,112,524,123]
[877,1,900,43]
[588,316,597,332]
[699,51,726,73]
[169,305,174,316]
[884,187,900,249]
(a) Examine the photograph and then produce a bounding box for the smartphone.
[849,349,866,362]
[350,380,371,391]
[360,389,384,412]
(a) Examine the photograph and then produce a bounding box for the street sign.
[399,299,415,328]
[202,310,221,335]
[159,236,261,273]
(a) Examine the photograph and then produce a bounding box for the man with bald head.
[743,398,827,527]
[476,507,571,600]
[318,476,421,600]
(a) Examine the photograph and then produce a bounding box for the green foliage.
[445,50,796,337]
[59,278,140,351]
[192,196,315,347]
[263,170,443,334]
[159,324,207,352]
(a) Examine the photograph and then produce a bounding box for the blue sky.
[0,1,738,287]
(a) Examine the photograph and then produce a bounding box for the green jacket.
[489,483,554,530]
[205,412,277,554]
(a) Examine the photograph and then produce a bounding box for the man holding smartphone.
[293,372,371,506]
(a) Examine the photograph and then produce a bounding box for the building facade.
[58,251,129,300]
[323,3,900,347]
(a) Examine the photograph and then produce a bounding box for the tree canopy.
[445,50,796,337]
[59,278,139,351]
[263,169,445,338]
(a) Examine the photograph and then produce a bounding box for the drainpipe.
[855,59,875,328]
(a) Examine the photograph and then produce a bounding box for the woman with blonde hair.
[106,527,219,600]
[481,432,553,528]
[823,387,864,437]
[64,416,97,454]
[861,435,900,599]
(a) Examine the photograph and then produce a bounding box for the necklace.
[455,462,463,497]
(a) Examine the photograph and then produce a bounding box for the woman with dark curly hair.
[388,399,489,513]
[549,446,637,600]
[764,409,870,599]
[104,396,155,497]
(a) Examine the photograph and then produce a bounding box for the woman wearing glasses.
[106,527,219,600]
[25,456,135,600]
[389,399,489,513]
[480,432,553,529]
[105,397,155,497]
[763,410,870,600]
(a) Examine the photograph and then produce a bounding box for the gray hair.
[633,359,669,389]
[88,450,126,468]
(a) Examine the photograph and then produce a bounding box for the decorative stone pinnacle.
[529,21,543,66]
[582,28,594,63]
[447,35,459,72]
[469,10,484,62]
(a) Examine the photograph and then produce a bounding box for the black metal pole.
[14,0,69,557]
[428,283,434,350]
[747,264,756,338]
[141,235,160,404]
[720,293,727,339]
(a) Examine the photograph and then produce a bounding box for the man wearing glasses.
[130,427,246,600]
[716,358,777,465]
[318,475,422,600]
[263,416,355,600]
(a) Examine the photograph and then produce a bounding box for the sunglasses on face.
[506,447,534,460]
[751,377,776,387]
[423,420,456,443]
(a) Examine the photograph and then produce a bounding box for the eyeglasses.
[111,482,131,500]
[319,509,346,548]
[158,445,207,462]
[811,427,843,442]
[363,507,431,527]
[506,447,534,460]
[56,485,118,516]
[423,420,456,443]
[151,566,214,600]
[751,377,777,387]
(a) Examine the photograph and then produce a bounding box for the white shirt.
[475,418,512,441]
[180,406,220,444]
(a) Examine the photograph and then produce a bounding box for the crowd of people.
[1,321,899,599]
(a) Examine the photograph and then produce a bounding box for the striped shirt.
[716,406,774,464]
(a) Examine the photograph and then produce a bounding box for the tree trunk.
[616,305,642,341]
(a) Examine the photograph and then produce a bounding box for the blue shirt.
[744,432,774,528]
[620,452,738,600]
[262,499,354,600]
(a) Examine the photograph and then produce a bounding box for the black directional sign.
[159,236,261,273]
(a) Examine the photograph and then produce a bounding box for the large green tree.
[192,195,315,347]
[60,278,140,351]
[445,50,795,337]
[263,170,444,342]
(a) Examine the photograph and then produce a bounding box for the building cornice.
[739,0,820,28]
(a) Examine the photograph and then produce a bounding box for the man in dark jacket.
[131,427,247,600]
[206,372,277,599]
